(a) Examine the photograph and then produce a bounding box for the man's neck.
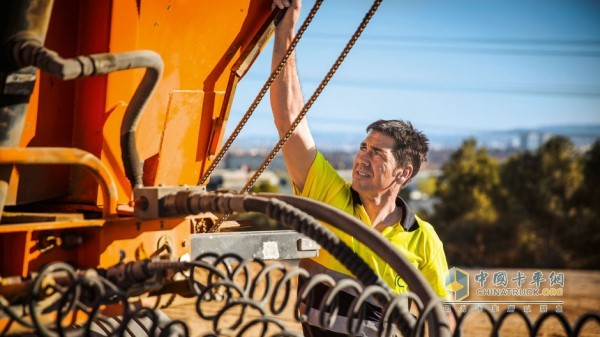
[359,191,402,231]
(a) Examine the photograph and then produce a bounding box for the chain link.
[198,0,324,186]
[210,0,384,232]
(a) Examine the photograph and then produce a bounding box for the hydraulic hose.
[0,0,55,217]
[117,51,163,188]
[102,260,186,294]
[11,38,163,188]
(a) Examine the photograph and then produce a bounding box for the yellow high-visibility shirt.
[294,151,449,299]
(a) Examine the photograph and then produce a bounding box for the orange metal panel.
[0,220,103,277]
[10,1,274,209]
[101,0,273,204]
[69,1,113,205]
[0,216,190,277]
[0,232,28,277]
[96,217,190,268]
[153,90,206,185]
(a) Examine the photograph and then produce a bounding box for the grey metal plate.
[191,230,319,261]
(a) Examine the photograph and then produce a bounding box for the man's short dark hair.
[366,119,429,181]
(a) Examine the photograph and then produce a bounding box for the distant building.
[207,169,287,193]
[520,131,552,151]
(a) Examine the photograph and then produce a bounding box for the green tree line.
[430,136,600,269]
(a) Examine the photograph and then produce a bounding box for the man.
[271,1,452,335]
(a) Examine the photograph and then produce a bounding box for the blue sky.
[227,0,600,144]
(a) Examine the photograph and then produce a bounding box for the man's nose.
[356,152,370,167]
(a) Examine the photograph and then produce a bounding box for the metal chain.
[210,0,384,233]
[242,0,383,193]
[198,0,324,186]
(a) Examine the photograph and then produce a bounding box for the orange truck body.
[0,0,274,277]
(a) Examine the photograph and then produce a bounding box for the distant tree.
[417,176,437,196]
[230,179,282,230]
[432,139,506,266]
[500,136,583,268]
[250,179,280,193]
[566,138,600,268]
[582,139,600,206]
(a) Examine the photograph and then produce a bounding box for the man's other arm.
[271,0,316,193]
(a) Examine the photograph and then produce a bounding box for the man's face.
[352,131,407,197]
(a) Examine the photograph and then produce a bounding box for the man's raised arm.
[271,0,316,193]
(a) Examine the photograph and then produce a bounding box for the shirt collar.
[396,195,418,232]
[350,188,418,232]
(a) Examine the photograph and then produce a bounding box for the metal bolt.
[137,196,149,210]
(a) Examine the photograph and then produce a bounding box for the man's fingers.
[272,0,292,9]
[273,0,284,9]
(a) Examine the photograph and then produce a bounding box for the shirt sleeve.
[293,151,353,209]
[421,243,450,299]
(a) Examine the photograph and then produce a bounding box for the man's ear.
[395,164,413,184]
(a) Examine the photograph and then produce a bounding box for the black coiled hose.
[161,191,450,336]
